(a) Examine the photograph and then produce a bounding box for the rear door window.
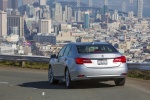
[64,45,72,56]
[58,45,67,57]
[77,44,118,54]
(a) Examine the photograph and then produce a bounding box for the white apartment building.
[0,11,7,37]
[39,19,51,33]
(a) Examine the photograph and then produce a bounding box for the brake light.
[113,56,126,63]
[75,58,92,64]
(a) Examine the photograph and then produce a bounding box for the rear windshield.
[76,44,118,54]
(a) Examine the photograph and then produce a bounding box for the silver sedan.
[48,42,128,88]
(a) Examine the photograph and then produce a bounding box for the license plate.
[97,60,107,65]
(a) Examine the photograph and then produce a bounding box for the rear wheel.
[48,67,59,84]
[65,68,73,88]
[114,78,125,86]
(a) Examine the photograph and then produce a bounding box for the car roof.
[70,42,110,45]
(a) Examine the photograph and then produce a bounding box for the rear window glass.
[76,44,118,54]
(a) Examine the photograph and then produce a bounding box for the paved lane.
[0,67,150,100]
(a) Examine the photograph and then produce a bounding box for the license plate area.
[97,60,107,65]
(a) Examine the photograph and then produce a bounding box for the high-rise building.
[137,0,143,18]
[7,15,24,37]
[0,11,7,37]
[84,12,90,28]
[112,10,119,20]
[18,0,23,8]
[42,6,50,19]
[64,6,68,21]
[48,0,55,9]
[103,0,108,15]
[8,0,18,9]
[6,8,13,15]
[63,6,72,22]
[39,0,46,6]
[75,10,81,22]
[26,4,34,17]
[39,19,51,33]
[67,6,72,21]
[62,11,66,22]
[38,5,50,19]
[0,0,8,11]
[54,3,62,22]
[51,8,55,19]
[128,11,134,18]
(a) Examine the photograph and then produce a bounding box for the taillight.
[75,58,92,64]
[113,56,126,63]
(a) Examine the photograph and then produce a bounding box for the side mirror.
[51,54,57,58]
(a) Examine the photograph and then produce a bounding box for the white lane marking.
[42,92,45,96]
[0,82,8,84]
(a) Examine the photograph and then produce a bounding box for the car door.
[58,45,72,76]
[53,45,67,77]
[59,45,71,76]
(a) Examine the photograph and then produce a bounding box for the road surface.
[0,67,150,100]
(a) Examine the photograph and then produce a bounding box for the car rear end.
[69,43,128,82]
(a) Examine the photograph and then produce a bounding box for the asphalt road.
[0,67,150,100]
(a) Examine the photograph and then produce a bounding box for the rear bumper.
[71,75,127,81]
[70,65,128,81]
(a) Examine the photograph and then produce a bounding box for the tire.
[65,68,73,88]
[114,78,126,86]
[48,67,59,84]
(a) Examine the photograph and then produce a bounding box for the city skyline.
[0,0,149,62]
[0,0,148,38]
[0,0,150,17]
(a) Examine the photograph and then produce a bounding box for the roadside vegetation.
[0,60,48,70]
[0,60,150,80]
[128,70,150,80]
